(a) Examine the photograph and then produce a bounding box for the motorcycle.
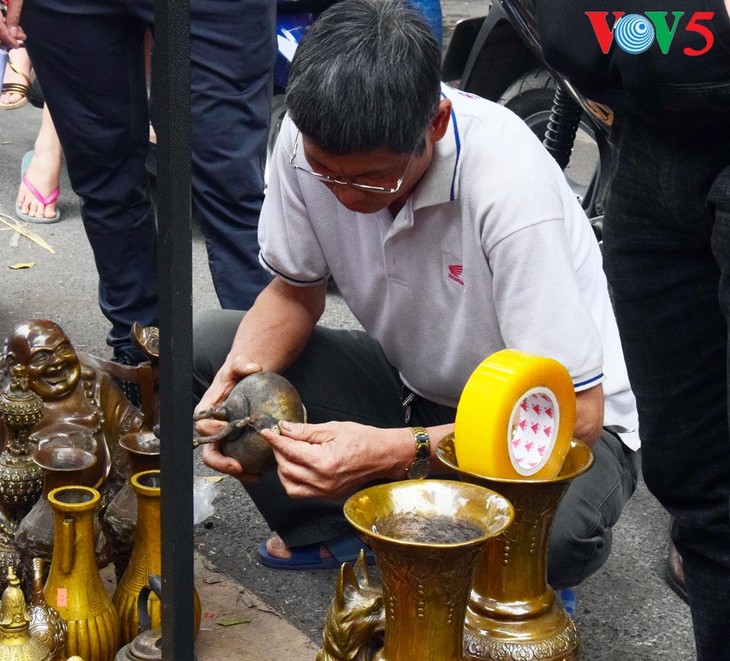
[441,0,614,238]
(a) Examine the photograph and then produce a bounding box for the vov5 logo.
[586,11,715,55]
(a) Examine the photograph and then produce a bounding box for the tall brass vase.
[44,486,120,661]
[437,436,594,661]
[112,470,201,646]
[344,480,513,661]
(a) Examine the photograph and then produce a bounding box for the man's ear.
[429,99,452,143]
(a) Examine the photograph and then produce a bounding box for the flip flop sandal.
[15,150,61,224]
[258,531,376,570]
[1,59,35,110]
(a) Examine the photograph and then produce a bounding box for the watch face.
[408,458,430,480]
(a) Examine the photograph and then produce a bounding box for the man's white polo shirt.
[259,85,639,448]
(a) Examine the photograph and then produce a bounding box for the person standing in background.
[535,3,730,658]
[1,0,275,379]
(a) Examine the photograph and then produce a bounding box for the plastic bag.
[193,476,221,525]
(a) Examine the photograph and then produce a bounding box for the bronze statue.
[317,550,384,661]
[1,319,150,489]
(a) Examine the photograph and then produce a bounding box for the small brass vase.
[112,470,201,646]
[437,435,594,661]
[344,480,514,661]
[44,486,120,661]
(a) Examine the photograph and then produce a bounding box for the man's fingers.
[276,420,332,444]
[194,417,227,438]
[201,442,243,475]
[262,426,308,459]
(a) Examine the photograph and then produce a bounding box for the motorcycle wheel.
[497,69,599,210]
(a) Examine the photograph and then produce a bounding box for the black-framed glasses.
[289,131,414,194]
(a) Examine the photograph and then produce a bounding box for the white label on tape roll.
[508,387,560,476]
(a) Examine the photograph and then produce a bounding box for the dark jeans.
[603,119,730,660]
[21,0,275,358]
[193,309,639,588]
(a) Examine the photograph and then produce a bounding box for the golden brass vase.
[112,470,201,647]
[344,480,514,661]
[437,435,594,661]
[44,486,120,661]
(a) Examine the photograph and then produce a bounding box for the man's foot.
[1,48,33,109]
[665,537,689,603]
[17,150,62,222]
[265,534,332,560]
[259,532,375,570]
[111,353,143,408]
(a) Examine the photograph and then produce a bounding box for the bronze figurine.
[1,319,151,490]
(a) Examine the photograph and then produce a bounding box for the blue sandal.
[258,531,375,570]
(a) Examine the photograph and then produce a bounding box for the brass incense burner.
[437,435,594,661]
[0,365,45,579]
[0,366,44,521]
[320,480,514,661]
[0,566,51,661]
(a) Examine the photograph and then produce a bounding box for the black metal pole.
[153,0,195,657]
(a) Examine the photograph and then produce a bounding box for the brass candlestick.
[437,435,594,661]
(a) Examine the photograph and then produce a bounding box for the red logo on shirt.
[448,264,464,286]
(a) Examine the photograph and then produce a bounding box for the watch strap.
[407,426,431,479]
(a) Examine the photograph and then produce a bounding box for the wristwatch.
[406,426,431,479]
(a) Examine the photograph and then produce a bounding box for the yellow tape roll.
[454,349,576,480]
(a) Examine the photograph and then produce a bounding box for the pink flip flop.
[15,150,61,224]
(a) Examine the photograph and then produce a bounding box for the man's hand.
[262,421,409,499]
[1,0,26,48]
[195,360,262,482]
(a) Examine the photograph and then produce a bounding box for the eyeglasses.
[289,131,414,194]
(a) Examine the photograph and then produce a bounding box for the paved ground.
[0,3,698,658]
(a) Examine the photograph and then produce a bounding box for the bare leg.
[17,105,64,221]
[0,46,31,108]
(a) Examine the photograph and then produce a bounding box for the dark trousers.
[193,309,639,588]
[21,0,275,358]
[603,119,730,660]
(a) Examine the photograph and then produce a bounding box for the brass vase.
[103,431,160,582]
[16,447,97,567]
[343,480,514,661]
[28,558,67,661]
[112,470,200,646]
[44,486,120,661]
[437,435,594,661]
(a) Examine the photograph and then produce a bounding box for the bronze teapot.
[193,371,306,472]
[115,576,163,661]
